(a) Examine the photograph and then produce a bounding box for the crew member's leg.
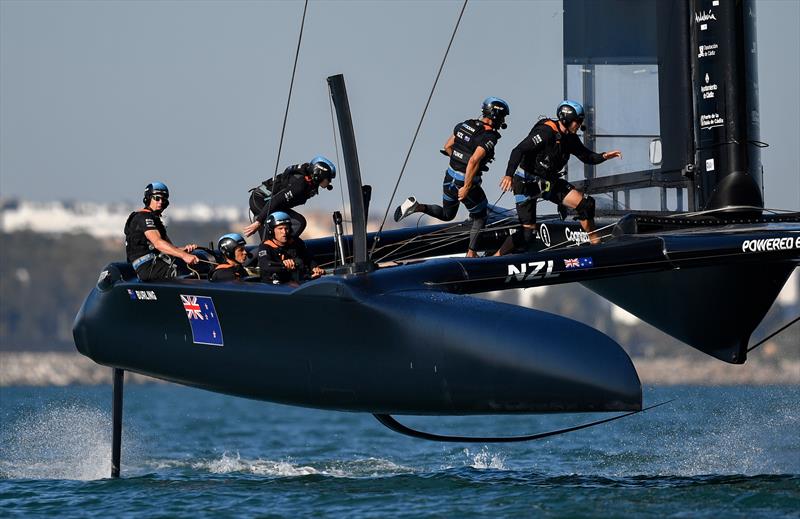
[461,185,488,257]
[394,173,461,222]
[495,177,539,256]
[284,208,307,237]
[136,257,176,281]
[560,184,598,244]
[249,190,270,240]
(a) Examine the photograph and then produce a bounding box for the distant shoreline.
[1,351,797,387]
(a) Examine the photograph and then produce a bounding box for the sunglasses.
[152,195,169,202]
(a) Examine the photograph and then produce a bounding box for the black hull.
[74,273,641,415]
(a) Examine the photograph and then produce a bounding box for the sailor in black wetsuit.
[243,156,336,240]
[393,97,509,257]
[210,233,250,281]
[124,182,200,281]
[257,211,324,284]
[495,100,622,255]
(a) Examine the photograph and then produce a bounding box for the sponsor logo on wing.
[565,227,590,245]
[504,260,560,283]
[741,237,800,253]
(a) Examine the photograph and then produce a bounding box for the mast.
[326,74,372,272]
[690,0,763,211]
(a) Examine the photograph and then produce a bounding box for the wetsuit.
[504,119,606,249]
[124,209,177,281]
[418,119,500,252]
[257,237,318,284]
[248,163,320,238]
[210,263,248,281]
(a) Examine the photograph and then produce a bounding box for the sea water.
[1,385,798,518]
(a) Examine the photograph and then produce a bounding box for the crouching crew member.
[124,182,199,281]
[243,156,336,239]
[211,233,250,281]
[257,211,324,284]
[495,100,622,254]
[393,97,509,257]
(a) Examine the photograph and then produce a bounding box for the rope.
[268,0,308,202]
[369,0,469,259]
[747,315,800,353]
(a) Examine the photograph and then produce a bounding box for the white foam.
[0,404,115,480]
[464,447,507,470]
[189,452,413,478]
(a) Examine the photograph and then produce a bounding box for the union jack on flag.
[564,258,580,268]
[181,295,204,320]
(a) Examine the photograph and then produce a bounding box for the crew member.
[243,156,336,239]
[257,211,324,284]
[495,100,622,255]
[393,97,509,257]
[124,182,199,281]
[211,233,250,281]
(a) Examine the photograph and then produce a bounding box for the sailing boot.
[393,196,420,222]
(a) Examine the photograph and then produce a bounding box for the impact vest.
[449,119,498,174]
[124,209,167,262]
[528,119,570,179]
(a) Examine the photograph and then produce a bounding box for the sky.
[1,0,798,216]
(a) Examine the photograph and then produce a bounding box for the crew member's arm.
[570,136,622,164]
[258,248,288,282]
[297,240,324,279]
[144,230,199,265]
[500,133,546,192]
[443,135,456,156]
[458,146,487,201]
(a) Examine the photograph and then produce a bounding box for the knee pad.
[576,195,595,221]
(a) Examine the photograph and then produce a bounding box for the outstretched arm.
[144,230,198,265]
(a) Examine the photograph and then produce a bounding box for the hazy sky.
[1,0,798,215]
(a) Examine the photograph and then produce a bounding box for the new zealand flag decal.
[180,294,224,346]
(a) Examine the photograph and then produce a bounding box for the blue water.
[1,384,798,518]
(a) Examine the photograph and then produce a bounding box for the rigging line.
[269,0,309,191]
[369,0,469,259]
[747,315,800,353]
[372,218,520,264]
[374,183,509,263]
[328,92,349,236]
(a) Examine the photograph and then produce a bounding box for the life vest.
[449,119,497,173]
[124,208,166,262]
[530,119,569,179]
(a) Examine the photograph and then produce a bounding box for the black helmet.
[309,156,336,190]
[143,182,170,209]
[481,97,510,129]
[557,100,585,127]
[217,233,247,262]
[266,211,293,236]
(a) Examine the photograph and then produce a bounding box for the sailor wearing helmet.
[244,156,336,240]
[210,233,251,282]
[124,182,200,281]
[495,100,623,254]
[257,211,324,284]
